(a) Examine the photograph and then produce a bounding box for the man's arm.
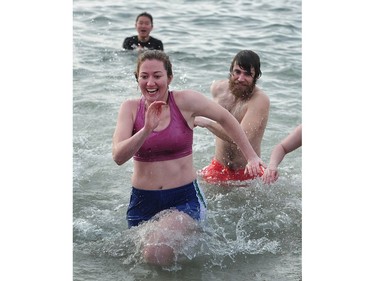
[194,80,235,141]
[195,86,270,154]
[240,91,270,154]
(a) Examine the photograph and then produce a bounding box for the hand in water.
[261,167,279,184]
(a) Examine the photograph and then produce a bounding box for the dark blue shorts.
[126,180,207,228]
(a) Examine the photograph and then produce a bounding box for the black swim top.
[122,36,164,51]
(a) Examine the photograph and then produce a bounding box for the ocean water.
[73,0,302,280]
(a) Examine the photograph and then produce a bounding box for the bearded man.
[195,50,270,183]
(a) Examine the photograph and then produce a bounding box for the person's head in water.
[135,12,154,41]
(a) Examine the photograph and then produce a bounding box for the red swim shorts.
[198,159,263,183]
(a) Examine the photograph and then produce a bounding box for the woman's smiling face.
[138,59,171,102]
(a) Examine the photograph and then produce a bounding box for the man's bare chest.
[217,96,247,121]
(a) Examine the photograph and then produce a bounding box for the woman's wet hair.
[229,50,262,81]
[134,50,173,82]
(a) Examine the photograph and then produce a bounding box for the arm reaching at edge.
[262,124,302,184]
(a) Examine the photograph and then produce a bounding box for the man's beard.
[228,79,255,100]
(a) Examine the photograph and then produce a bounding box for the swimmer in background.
[262,124,302,184]
[122,12,164,52]
[194,50,270,183]
[112,50,265,266]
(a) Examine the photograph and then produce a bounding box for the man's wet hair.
[136,12,154,26]
[229,50,262,81]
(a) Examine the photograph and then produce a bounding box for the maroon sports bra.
[132,91,193,162]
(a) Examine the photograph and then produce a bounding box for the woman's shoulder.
[122,97,141,104]
[120,98,141,111]
[171,89,206,109]
[172,89,203,100]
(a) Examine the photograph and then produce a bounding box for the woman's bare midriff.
[131,154,196,190]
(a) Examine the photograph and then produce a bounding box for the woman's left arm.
[177,90,265,177]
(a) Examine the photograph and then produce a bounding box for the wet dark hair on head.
[229,50,262,81]
[134,50,173,82]
[136,12,153,26]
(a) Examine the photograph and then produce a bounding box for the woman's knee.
[143,244,175,266]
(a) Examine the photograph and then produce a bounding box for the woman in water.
[112,50,265,266]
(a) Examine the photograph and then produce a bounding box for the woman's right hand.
[144,101,166,132]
